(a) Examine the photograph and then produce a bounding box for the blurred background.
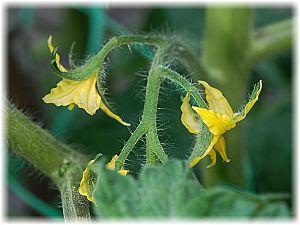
[6,6,292,218]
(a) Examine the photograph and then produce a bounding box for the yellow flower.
[78,159,96,203]
[78,154,128,203]
[42,35,130,126]
[105,155,129,176]
[180,93,201,134]
[181,80,262,168]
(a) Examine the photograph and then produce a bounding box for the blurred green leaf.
[92,159,290,218]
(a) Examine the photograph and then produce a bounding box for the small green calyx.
[50,47,97,81]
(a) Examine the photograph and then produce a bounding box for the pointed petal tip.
[121,121,131,127]
[206,163,215,169]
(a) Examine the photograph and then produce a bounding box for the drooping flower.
[42,35,130,126]
[78,154,128,203]
[181,80,262,168]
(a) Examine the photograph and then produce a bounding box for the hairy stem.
[59,166,91,222]
[148,129,168,164]
[116,123,146,170]
[157,66,207,108]
[6,101,91,221]
[116,48,170,169]
[51,35,168,80]
[6,101,87,184]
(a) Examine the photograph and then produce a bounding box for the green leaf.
[92,159,290,218]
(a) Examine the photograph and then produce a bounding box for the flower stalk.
[116,47,170,169]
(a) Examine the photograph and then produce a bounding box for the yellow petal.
[47,35,54,53]
[192,107,236,136]
[206,149,217,168]
[73,76,101,115]
[100,102,130,126]
[43,79,84,106]
[42,76,101,115]
[78,159,95,203]
[180,93,201,134]
[118,169,129,176]
[43,75,129,124]
[213,135,230,163]
[234,80,263,123]
[105,155,119,171]
[189,135,220,168]
[199,81,234,117]
[47,35,67,72]
[106,155,129,175]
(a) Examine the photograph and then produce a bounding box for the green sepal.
[50,47,98,81]
[234,80,262,118]
[86,153,103,198]
[187,123,213,166]
[95,70,114,113]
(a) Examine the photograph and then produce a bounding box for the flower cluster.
[42,36,262,205]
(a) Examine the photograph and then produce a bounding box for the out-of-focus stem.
[6,101,91,221]
[250,18,293,62]
[201,7,253,188]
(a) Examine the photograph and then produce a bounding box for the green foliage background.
[7,6,292,217]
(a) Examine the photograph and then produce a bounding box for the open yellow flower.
[181,80,262,168]
[78,154,128,203]
[42,36,130,126]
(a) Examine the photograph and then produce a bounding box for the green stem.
[6,101,87,184]
[50,35,168,81]
[145,131,159,166]
[6,101,91,221]
[148,129,168,164]
[116,48,170,169]
[157,66,207,108]
[59,166,91,222]
[142,70,162,165]
[250,18,293,62]
[170,43,209,81]
[116,123,146,170]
